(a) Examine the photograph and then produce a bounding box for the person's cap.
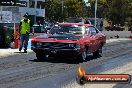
[23,14,28,17]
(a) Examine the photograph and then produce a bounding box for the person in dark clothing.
[100,21,103,28]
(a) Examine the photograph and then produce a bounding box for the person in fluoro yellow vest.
[19,13,33,53]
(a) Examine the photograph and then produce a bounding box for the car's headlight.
[37,42,42,46]
[75,44,81,49]
[31,42,36,46]
[68,43,74,47]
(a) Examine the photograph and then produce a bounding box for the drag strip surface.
[0,39,132,88]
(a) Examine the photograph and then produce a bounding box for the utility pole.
[62,0,64,22]
[0,6,2,23]
[94,0,97,27]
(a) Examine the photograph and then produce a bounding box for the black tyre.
[93,47,102,58]
[77,48,88,62]
[36,53,46,61]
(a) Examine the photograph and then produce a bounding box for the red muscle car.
[31,23,106,62]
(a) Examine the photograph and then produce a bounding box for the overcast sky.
[84,0,91,7]
[84,0,89,3]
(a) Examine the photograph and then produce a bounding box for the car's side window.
[89,27,98,35]
[49,26,60,34]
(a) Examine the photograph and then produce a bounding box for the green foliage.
[64,0,83,17]
[45,0,83,21]
[45,0,132,25]
[45,0,62,21]
[108,0,131,25]
[89,0,132,25]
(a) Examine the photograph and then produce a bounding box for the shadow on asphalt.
[14,52,27,53]
[0,46,13,49]
[29,55,101,64]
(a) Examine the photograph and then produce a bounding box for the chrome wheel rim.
[82,50,87,61]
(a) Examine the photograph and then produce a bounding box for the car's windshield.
[49,25,85,34]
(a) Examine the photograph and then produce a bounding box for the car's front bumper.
[31,46,81,57]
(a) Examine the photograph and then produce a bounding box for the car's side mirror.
[91,32,96,35]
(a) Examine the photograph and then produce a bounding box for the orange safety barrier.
[14,26,20,48]
[130,31,132,39]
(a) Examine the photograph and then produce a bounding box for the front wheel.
[36,53,46,61]
[77,48,88,62]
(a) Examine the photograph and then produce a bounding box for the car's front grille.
[41,42,74,49]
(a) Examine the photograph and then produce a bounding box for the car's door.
[85,26,97,53]
[94,27,102,50]
[94,27,107,50]
[88,26,99,52]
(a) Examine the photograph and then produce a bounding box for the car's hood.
[32,34,82,42]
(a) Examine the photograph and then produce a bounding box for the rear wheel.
[93,47,102,58]
[36,53,46,61]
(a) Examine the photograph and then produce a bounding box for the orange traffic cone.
[14,29,20,48]
[130,31,132,39]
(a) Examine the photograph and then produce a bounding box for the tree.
[45,0,85,21]
[45,0,131,24]
[45,0,62,21]
[108,0,131,25]
[88,0,108,18]
[64,0,83,17]
[89,0,132,25]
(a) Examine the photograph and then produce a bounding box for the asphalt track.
[0,38,131,88]
[0,31,132,88]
